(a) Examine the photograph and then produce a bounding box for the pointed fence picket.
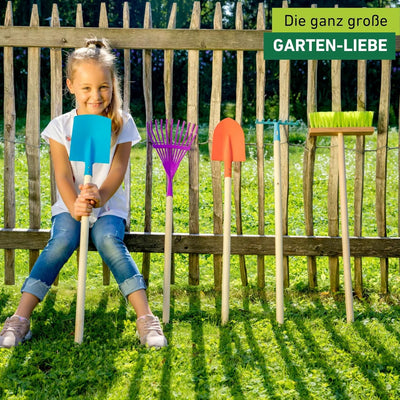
[3,1,15,285]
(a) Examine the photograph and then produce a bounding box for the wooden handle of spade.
[221,175,232,325]
[74,174,91,344]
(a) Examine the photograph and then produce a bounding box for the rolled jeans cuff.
[119,274,147,298]
[21,277,51,302]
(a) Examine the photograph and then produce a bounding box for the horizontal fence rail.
[0,27,267,50]
[2,229,400,258]
[0,28,400,51]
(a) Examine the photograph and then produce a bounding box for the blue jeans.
[21,213,147,301]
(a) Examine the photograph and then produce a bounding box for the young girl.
[0,39,167,349]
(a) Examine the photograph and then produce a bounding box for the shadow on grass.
[314,299,400,400]
[356,297,400,344]
[159,293,175,400]
[239,292,278,399]
[218,325,246,399]
[281,295,400,400]
[284,300,351,400]
[189,291,211,400]
[127,354,146,400]
[0,290,130,399]
[248,290,314,399]
[3,284,400,399]
[215,292,246,400]
[127,290,175,400]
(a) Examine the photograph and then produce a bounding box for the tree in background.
[0,0,399,125]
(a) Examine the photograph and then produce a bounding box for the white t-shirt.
[41,109,141,226]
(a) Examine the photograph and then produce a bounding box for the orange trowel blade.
[211,118,246,177]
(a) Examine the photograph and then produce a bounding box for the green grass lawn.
[1,124,400,399]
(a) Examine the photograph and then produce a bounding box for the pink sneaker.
[0,315,32,348]
[136,314,167,348]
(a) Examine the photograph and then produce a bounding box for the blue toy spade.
[69,114,111,344]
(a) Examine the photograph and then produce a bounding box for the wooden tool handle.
[163,195,173,324]
[337,133,354,323]
[74,174,92,344]
[221,176,232,325]
[274,139,284,325]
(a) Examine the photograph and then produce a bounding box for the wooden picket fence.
[1,1,400,296]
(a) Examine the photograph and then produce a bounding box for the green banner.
[272,8,400,34]
[264,32,396,60]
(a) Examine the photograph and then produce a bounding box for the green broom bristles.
[309,111,374,128]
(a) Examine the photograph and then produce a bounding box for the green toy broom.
[309,111,374,323]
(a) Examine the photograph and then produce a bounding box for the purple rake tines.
[147,119,198,323]
[148,119,197,196]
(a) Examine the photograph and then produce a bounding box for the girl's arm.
[49,138,92,220]
[79,141,131,208]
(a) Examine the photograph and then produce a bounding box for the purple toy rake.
[147,119,198,323]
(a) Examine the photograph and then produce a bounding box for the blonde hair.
[66,38,123,143]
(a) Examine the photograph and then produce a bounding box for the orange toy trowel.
[211,118,246,324]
